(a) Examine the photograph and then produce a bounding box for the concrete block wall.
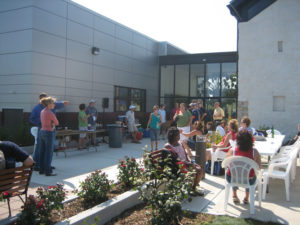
[238,0,300,137]
[0,0,166,113]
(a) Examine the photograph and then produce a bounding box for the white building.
[228,0,300,137]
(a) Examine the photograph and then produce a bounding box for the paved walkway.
[1,138,300,225]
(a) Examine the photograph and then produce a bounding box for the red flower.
[140,168,144,172]
[131,157,136,162]
[122,164,126,167]
[48,185,56,189]
[3,191,9,197]
[37,187,43,191]
[37,199,44,208]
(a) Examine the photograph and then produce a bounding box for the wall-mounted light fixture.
[91,47,100,55]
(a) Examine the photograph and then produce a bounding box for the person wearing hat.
[125,105,140,143]
[86,99,98,146]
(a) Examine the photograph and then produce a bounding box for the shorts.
[226,174,256,192]
[79,127,87,138]
[150,128,160,141]
[178,126,190,142]
[128,123,138,133]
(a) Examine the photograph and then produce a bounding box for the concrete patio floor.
[0,138,299,224]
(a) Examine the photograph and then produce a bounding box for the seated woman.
[239,116,254,133]
[180,121,204,157]
[225,130,261,204]
[164,127,204,196]
[206,119,239,161]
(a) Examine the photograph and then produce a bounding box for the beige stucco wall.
[238,0,300,137]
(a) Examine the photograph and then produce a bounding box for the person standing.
[191,103,200,124]
[86,99,98,146]
[158,104,167,140]
[78,103,89,149]
[147,105,162,151]
[39,97,59,176]
[213,102,225,125]
[197,99,207,125]
[125,105,140,143]
[30,93,68,171]
[173,103,192,142]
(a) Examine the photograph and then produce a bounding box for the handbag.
[205,160,224,176]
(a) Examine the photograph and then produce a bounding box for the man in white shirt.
[158,104,167,140]
[125,105,140,143]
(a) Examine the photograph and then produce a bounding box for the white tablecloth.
[254,135,285,156]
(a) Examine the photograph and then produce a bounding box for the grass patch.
[206,215,278,225]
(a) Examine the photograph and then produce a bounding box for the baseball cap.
[129,105,136,109]
[89,99,96,103]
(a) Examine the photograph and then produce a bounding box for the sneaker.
[191,189,205,196]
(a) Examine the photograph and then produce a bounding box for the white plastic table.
[254,135,285,156]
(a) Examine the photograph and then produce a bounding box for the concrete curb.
[55,189,141,225]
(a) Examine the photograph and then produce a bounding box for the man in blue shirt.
[191,103,200,124]
[30,93,68,171]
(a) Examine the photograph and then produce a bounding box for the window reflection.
[160,65,174,97]
[190,64,205,97]
[206,63,220,97]
[175,65,189,97]
[115,86,145,112]
[222,63,237,97]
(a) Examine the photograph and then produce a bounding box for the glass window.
[221,98,237,120]
[115,86,146,112]
[190,64,205,97]
[205,63,220,97]
[160,65,174,97]
[175,65,189,97]
[221,63,237,97]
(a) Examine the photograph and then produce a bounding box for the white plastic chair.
[30,126,38,152]
[262,149,298,201]
[222,156,262,214]
[210,140,236,175]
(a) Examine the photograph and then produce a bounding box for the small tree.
[139,151,194,225]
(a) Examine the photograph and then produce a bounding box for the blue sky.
[72,0,237,54]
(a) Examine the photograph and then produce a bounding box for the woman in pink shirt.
[39,97,59,176]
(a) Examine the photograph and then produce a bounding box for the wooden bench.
[147,149,179,177]
[0,165,34,216]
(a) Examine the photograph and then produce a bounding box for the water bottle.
[271,126,274,138]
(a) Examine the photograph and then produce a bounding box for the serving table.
[56,129,107,157]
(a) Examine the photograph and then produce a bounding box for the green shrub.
[118,156,143,188]
[139,152,194,225]
[77,170,113,208]
[17,183,66,225]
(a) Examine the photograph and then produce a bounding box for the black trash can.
[107,124,122,148]
[195,135,206,179]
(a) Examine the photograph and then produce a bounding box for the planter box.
[55,189,141,225]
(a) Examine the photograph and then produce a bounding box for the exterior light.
[91,47,100,55]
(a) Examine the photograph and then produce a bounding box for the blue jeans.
[226,174,256,192]
[39,130,54,174]
[33,128,55,169]
[33,127,41,169]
